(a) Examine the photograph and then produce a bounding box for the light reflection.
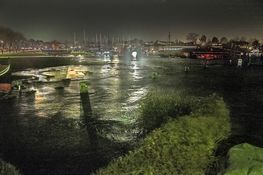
[32,83,80,118]
[34,86,58,117]
[130,60,142,80]
[66,65,88,80]
[11,58,147,141]
[100,64,111,76]
[127,87,147,104]
[111,55,119,64]
[75,55,86,63]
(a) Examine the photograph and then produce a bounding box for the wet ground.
[1,56,263,174]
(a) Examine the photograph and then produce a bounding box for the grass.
[0,51,46,58]
[97,91,231,175]
[0,159,20,175]
[71,51,94,57]
[139,90,199,134]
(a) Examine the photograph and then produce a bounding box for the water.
[1,56,263,174]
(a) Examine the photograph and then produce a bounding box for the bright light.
[132,51,137,58]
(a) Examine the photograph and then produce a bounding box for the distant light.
[132,51,137,58]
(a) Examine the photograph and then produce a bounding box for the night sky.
[1,0,263,41]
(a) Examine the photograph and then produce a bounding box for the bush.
[223,143,263,175]
[97,93,231,175]
[139,90,197,134]
[0,160,20,175]
[139,90,225,134]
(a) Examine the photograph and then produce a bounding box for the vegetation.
[200,35,207,44]
[0,51,46,58]
[71,51,94,57]
[212,37,219,44]
[150,72,160,80]
[97,91,231,175]
[220,37,228,44]
[223,143,263,175]
[80,81,90,93]
[0,26,25,52]
[139,90,196,134]
[0,159,20,175]
[186,33,199,44]
[252,40,260,47]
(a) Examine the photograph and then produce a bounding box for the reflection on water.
[2,56,263,174]
[126,87,148,105]
[130,60,142,80]
[1,56,151,174]
[7,56,148,139]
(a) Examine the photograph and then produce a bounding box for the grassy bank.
[0,159,20,175]
[0,51,47,58]
[97,91,231,175]
[71,51,95,57]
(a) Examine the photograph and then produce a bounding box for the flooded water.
[1,56,263,174]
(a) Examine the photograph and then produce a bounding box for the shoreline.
[0,55,75,59]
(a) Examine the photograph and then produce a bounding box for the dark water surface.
[1,56,263,174]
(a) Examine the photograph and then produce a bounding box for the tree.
[186,33,199,44]
[252,40,260,47]
[0,26,26,51]
[240,36,247,41]
[212,37,219,44]
[220,37,228,44]
[200,35,207,44]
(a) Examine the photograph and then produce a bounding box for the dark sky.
[1,0,263,41]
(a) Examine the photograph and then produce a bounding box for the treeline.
[0,26,26,52]
[185,32,261,47]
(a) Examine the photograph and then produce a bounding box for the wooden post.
[79,81,97,148]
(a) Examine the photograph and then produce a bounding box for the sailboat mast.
[83,30,86,46]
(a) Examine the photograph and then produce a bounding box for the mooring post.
[80,81,92,123]
[79,81,98,148]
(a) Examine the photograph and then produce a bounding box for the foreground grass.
[0,159,20,175]
[139,90,197,134]
[97,92,231,175]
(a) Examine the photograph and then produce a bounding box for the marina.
[1,55,263,174]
